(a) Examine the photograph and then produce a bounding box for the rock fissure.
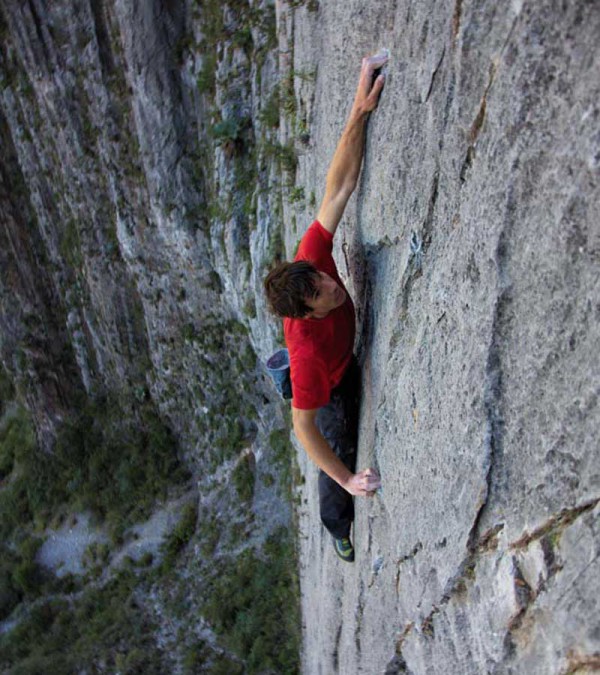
[509,497,600,550]
[424,47,445,104]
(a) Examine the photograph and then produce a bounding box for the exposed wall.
[285,2,600,673]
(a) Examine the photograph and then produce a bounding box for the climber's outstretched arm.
[317,52,388,237]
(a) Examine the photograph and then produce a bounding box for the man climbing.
[264,52,388,562]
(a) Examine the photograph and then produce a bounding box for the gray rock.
[290,1,599,673]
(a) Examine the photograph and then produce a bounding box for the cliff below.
[0,0,598,673]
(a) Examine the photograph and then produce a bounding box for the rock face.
[0,0,598,672]
[288,1,600,673]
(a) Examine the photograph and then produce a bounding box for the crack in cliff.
[424,48,445,103]
[354,579,366,659]
[562,650,600,675]
[459,63,494,184]
[463,287,508,555]
[451,0,462,46]
[463,171,520,555]
[509,497,600,550]
[501,556,536,661]
[385,621,414,675]
[388,497,599,672]
[459,10,521,185]
[332,622,342,673]
[387,177,523,662]
[503,525,599,666]
[395,541,423,595]
[421,169,439,251]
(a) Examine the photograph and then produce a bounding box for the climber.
[264,52,388,562]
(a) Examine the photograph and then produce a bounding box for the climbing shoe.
[333,536,355,563]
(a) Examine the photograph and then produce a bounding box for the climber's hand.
[344,468,381,497]
[353,52,388,115]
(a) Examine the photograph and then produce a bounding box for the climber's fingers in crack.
[356,54,388,110]
[360,467,382,493]
[362,52,389,75]
[345,468,381,496]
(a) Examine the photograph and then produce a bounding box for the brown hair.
[263,260,319,318]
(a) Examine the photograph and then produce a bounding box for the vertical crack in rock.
[424,48,445,103]
[332,623,342,673]
[465,284,509,551]
[502,557,535,661]
[354,579,366,658]
[465,175,519,553]
[422,169,440,250]
[451,0,463,45]
[385,622,415,675]
[459,10,520,185]
[460,64,494,184]
[395,542,424,594]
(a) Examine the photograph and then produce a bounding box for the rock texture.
[0,0,598,672]
[287,1,600,673]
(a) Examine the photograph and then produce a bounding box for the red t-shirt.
[284,221,355,410]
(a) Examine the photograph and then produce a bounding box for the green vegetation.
[232,453,255,503]
[269,427,303,502]
[243,295,257,319]
[183,641,244,674]
[0,1,303,670]
[159,502,198,573]
[211,117,246,145]
[186,316,259,468]
[0,536,47,621]
[288,186,305,204]
[259,86,281,128]
[267,222,285,263]
[264,140,298,178]
[0,363,15,413]
[59,219,83,270]
[0,397,188,545]
[202,528,300,674]
[0,568,166,673]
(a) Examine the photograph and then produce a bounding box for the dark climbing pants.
[315,357,360,540]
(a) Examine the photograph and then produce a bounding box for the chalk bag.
[265,348,292,400]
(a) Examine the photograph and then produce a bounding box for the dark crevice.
[464,175,520,552]
[354,579,366,657]
[424,48,445,103]
[469,94,487,144]
[451,0,462,45]
[90,0,116,82]
[422,170,439,249]
[397,541,423,566]
[502,557,536,661]
[27,0,52,67]
[332,623,342,673]
[459,62,496,185]
[465,285,510,553]
[510,497,600,550]
[385,623,415,674]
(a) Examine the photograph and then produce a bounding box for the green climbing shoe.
[333,536,355,563]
